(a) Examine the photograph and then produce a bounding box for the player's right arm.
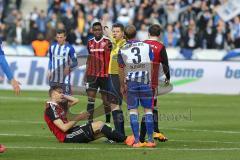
[53,111,89,132]
[53,119,77,132]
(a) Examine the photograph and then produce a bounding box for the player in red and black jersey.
[140,24,170,143]
[44,86,127,143]
[84,22,112,123]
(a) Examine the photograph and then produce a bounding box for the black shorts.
[64,123,95,143]
[49,82,71,95]
[107,74,122,105]
[86,76,108,93]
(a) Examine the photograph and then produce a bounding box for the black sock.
[153,109,160,133]
[112,110,125,136]
[101,124,125,142]
[104,104,111,123]
[105,113,111,123]
[139,116,146,143]
[87,100,95,123]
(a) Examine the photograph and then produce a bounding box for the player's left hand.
[10,79,21,95]
[164,78,170,85]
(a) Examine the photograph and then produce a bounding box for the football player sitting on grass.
[44,86,134,144]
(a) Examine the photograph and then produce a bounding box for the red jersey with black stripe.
[44,102,68,142]
[144,39,167,89]
[86,36,111,77]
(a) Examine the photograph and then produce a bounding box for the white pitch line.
[0,133,52,138]
[1,120,240,135]
[170,139,240,144]
[1,133,240,145]
[162,127,240,134]
[5,146,240,151]
[0,120,45,124]
[0,96,45,101]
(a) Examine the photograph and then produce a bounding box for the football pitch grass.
[0,90,240,160]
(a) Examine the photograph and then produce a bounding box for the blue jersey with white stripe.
[118,40,153,84]
[48,42,77,84]
[0,39,14,80]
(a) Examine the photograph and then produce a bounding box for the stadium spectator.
[36,10,48,35]
[13,19,28,45]
[180,21,199,59]
[212,22,226,49]
[32,33,50,57]
[231,16,240,48]
[28,21,39,42]
[61,7,75,33]
[0,0,239,57]
[163,24,179,47]
[136,23,148,41]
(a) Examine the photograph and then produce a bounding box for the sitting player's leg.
[64,124,95,143]
[91,121,126,142]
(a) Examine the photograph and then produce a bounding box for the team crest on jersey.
[100,42,106,48]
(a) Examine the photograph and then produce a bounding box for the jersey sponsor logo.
[90,48,104,52]
[100,42,106,48]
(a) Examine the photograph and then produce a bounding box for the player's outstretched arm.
[53,119,77,132]
[53,112,89,132]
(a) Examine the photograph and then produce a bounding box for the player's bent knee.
[91,121,105,132]
[111,104,120,111]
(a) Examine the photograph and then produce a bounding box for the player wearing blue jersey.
[0,39,21,153]
[48,29,78,95]
[118,25,156,147]
[0,40,20,95]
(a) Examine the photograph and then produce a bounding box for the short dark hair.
[49,86,63,97]
[148,24,161,37]
[56,29,66,36]
[112,23,124,31]
[92,22,102,28]
[124,25,136,39]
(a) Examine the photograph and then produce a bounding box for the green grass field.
[0,90,240,160]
